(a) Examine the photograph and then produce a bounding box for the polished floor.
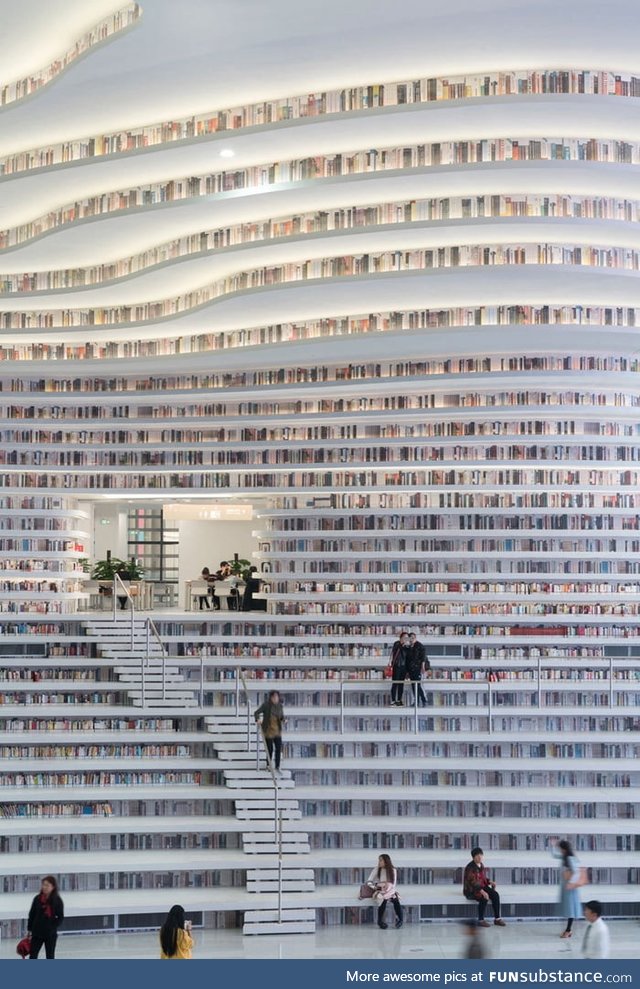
[1,921,638,960]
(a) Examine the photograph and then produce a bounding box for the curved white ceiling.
[1,0,640,363]
[1,0,640,150]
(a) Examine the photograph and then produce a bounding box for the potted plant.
[90,553,144,582]
[229,557,252,580]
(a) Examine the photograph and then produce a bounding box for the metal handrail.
[147,616,168,701]
[112,573,135,651]
[238,668,284,924]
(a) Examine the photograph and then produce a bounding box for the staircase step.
[246,869,314,880]
[236,800,299,809]
[236,809,302,820]
[243,921,316,935]
[242,831,309,841]
[243,843,311,854]
[244,908,315,921]
[246,880,315,892]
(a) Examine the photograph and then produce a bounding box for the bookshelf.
[0,616,639,931]
[3,34,640,933]
[0,496,90,613]
[2,67,640,178]
[3,134,640,257]
[7,242,640,333]
[3,193,640,295]
[0,4,141,110]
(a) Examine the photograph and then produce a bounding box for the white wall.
[92,504,128,562]
[177,519,257,607]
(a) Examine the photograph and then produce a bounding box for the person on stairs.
[389,632,410,706]
[367,854,403,929]
[254,690,285,777]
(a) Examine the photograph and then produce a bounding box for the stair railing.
[239,669,283,924]
[147,616,167,702]
[113,573,135,651]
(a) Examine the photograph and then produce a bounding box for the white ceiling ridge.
[3,196,640,298]
[2,146,640,257]
[0,3,141,111]
[1,264,640,343]
[0,64,637,178]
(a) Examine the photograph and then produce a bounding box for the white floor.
[1,921,638,960]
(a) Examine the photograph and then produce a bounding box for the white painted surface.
[177,518,257,606]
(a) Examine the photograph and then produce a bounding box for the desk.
[184,579,245,611]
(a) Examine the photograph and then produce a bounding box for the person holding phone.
[159,904,193,959]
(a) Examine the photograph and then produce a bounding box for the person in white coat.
[581,901,610,959]
[366,854,403,929]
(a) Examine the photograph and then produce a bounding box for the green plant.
[78,557,91,573]
[91,557,124,580]
[91,557,144,581]
[229,557,251,578]
[119,559,144,580]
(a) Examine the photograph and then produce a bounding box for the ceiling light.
[219,148,235,158]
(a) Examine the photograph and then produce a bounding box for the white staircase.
[85,617,198,708]
[206,713,316,934]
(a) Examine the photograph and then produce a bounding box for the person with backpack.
[254,690,286,775]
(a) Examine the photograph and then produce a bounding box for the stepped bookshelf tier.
[0,496,89,614]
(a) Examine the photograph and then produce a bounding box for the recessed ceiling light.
[219,148,235,158]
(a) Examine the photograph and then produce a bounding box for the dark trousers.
[265,735,282,770]
[29,931,57,959]
[408,675,426,706]
[476,886,501,921]
[391,678,405,703]
[378,895,403,926]
[197,595,211,610]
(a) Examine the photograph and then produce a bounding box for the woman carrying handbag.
[366,854,403,929]
[26,875,64,959]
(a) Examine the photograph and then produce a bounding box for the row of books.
[6,386,640,418]
[4,135,640,252]
[0,4,140,108]
[0,745,193,758]
[10,423,640,447]
[0,803,113,819]
[9,447,640,470]
[8,243,640,330]
[0,771,204,786]
[2,67,639,176]
[4,303,640,360]
[0,718,176,731]
[3,192,640,294]
[4,468,640,492]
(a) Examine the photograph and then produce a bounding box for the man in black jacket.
[389,632,410,705]
[407,632,429,707]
